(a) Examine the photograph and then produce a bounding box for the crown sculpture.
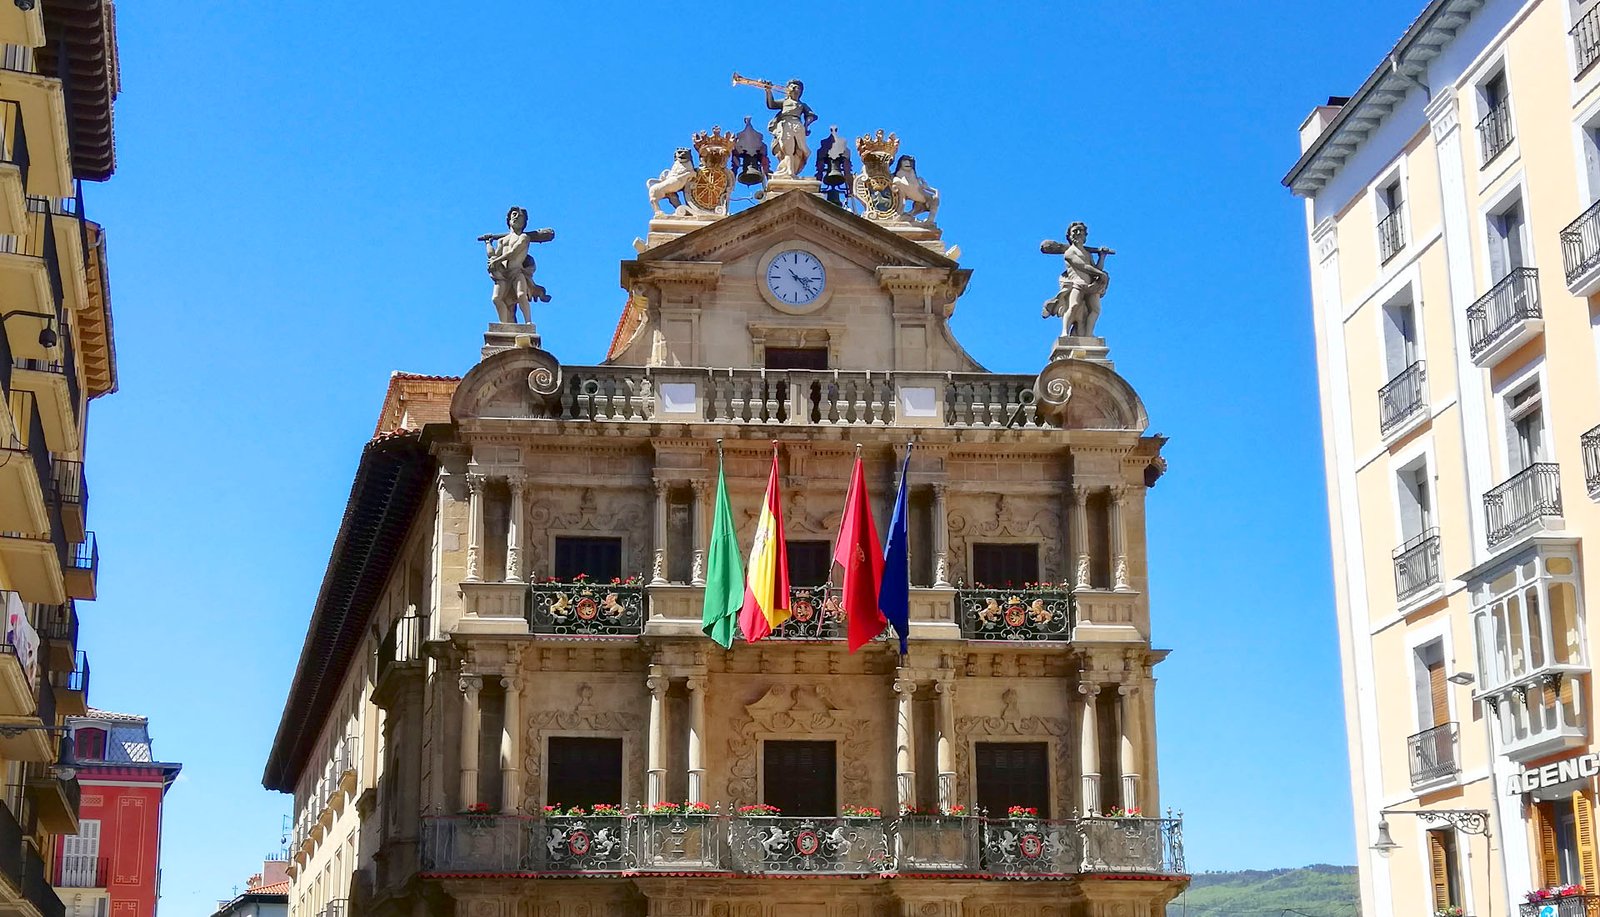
[647,126,737,218]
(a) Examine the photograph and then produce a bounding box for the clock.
[764,249,827,308]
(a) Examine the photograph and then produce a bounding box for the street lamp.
[1372,808,1495,917]
[0,723,78,780]
[0,309,59,348]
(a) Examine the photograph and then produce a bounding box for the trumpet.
[731,71,780,92]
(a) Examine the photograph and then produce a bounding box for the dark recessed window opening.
[972,543,1040,587]
[763,740,836,816]
[787,540,832,588]
[975,742,1050,818]
[764,347,829,370]
[554,536,623,581]
[547,736,624,809]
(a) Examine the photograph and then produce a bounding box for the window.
[1488,198,1528,279]
[764,347,828,370]
[975,742,1050,818]
[554,537,622,581]
[60,820,99,886]
[1382,294,1419,380]
[1484,72,1508,110]
[763,740,836,816]
[1427,829,1462,910]
[786,540,832,588]
[1537,796,1592,888]
[972,544,1039,587]
[73,728,105,761]
[1377,177,1406,263]
[1397,460,1433,542]
[1413,641,1449,730]
[1506,381,1547,471]
[546,737,623,809]
[1478,70,1515,166]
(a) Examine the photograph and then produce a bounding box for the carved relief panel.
[946,493,1065,585]
[522,683,646,811]
[526,487,650,579]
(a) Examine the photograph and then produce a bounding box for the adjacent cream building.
[265,110,1189,917]
[1286,0,1600,912]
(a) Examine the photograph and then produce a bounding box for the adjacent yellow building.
[0,0,117,915]
[1287,0,1600,912]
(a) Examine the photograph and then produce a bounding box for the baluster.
[560,377,577,419]
[956,381,976,427]
[622,377,638,420]
[850,374,868,425]
[710,373,727,422]
[987,382,1004,427]
[730,374,748,423]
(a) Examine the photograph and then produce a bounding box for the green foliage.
[1167,865,1359,917]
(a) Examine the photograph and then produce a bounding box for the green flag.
[700,457,744,648]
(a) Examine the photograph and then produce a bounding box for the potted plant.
[1006,806,1040,820]
[1106,806,1143,818]
[736,803,781,817]
[1527,884,1585,904]
[841,804,882,820]
[460,802,495,823]
[1434,906,1464,917]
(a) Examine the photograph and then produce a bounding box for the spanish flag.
[739,446,790,642]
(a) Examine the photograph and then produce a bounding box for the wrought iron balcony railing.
[1520,894,1598,917]
[1407,722,1459,788]
[1377,209,1406,264]
[528,582,645,637]
[51,460,84,512]
[958,588,1074,641]
[37,601,76,647]
[1467,268,1540,360]
[0,99,30,190]
[1478,101,1514,166]
[22,844,62,917]
[1562,200,1600,288]
[1485,463,1562,548]
[336,735,359,781]
[419,811,1186,878]
[52,854,108,888]
[768,586,845,640]
[2,390,49,501]
[1584,424,1600,499]
[1378,361,1426,434]
[70,532,96,577]
[1576,3,1600,77]
[375,613,424,691]
[51,649,88,699]
[0,795,22,890]
[1393,528,1441,602]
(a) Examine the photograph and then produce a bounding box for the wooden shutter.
[1537,802,1563,888]
[1427,659,1449,728]
[1576,790,1599,893]
[1427,831,1449,910]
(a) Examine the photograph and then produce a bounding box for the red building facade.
[53,710,181,917]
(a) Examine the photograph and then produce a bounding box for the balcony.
[418,812,1186,878]
[26,772,78,835]
[957,588,1075,641]
[0,100,28,240]
[540,367,1055,429]
[0,390,49,535]
[1468,268,1542,367]
[1378,361,1427,436]
[1377,209,1406,264]
[528,582,645,637]
[0,799,19,895]
[63,532,95,601]
[36,602,75,673]
[0,201,65,365]
[49,459,83,543]
[1394,528,1442,603]
[1576,3,1600,78]
[321,900,347,917]
[1522,894,1598,917]
[50,650,86,717]
[1583,425,1600,500]
[0,613,38,719]
[1562,200,1600,297]
[372,613,424,707]
[1485,464,1562,549]
[11,324,80,454]
[1407,722,1459,791]
[52,855,107,889]
[767,586,845,640]
[1477,101,1514,167]
[23,846,63,917]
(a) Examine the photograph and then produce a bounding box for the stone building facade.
[264,122,1187,917]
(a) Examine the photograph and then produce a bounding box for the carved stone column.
[651,478,669,586]
[1072,484,1092,590]
[506,474,526,583]
[1118,685,1140,811]
[931,483,950,587]
[458,674,483,806]
[687,674,707,803]
[501,673,523,810]
[646,672,668,804]
[690,479,710,587]
[465,472,486,583]
[1110,485,1130,592]
[935,679,956,809]
[893,670,917,812]
[1078,683,1100,814]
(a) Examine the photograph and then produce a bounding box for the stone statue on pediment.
[478,206,554,325]
[1041,222,1113,339]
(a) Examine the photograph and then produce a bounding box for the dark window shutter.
[975,742,1050,818]
[546,737,624,809]
[972,544,1041,587]
[762,740,837,816]
[554,537,623,581]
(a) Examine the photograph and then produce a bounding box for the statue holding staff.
[1040,222,1114,338]
[478,206,555,324]
[732,72,817,180]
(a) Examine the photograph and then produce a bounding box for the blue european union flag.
[879,446,913,655]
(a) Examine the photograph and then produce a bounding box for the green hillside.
[1166,865,1359,917]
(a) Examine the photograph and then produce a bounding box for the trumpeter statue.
[732,72,817,180]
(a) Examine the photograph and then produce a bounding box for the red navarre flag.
[835,453,887,652]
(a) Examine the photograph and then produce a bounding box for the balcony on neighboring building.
[372,613,424,707]
[49,459,84,543]
[1562,199,1600,297]
[0,389,49,537]
[22,844,63,917]
[1468,268,1542,367]
[0,603,38,720]
[1521,894,1597,917]
[527,581,645,637]
[0,99,29,247]
[1576,3,1600,78]
[419,811,1185,879]
[36,602,75,673]
[321,900,348,917]
[1378,361,1427,436]
[64,531,95,601]
[52,854,107,889]
[26,771,79,836]
[0,799,22,897]
[1484,463,1562,549]
[1393,528,1442,603]
[49,650,87,717]
[1377,209,1406,264]
[1478,100,1514,166]
[957,588,1075,641]
[1407,722,1459,791]
[1584,424,1600,500]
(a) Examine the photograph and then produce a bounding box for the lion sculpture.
[647,148,697,215]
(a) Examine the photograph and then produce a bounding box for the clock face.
[765,250,826,307]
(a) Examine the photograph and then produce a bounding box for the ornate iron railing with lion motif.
[957,588,1074,641]
[527,582,646,637]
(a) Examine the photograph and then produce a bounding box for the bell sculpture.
[817,125,853,206]
[733,116,768,187]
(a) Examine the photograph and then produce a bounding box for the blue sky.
[77,2,1416,908]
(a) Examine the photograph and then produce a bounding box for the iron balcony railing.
[51,460,83,509]
[336,735,359,781]
[1378,361,1427,434]
[1576,3,1600,77]
[769,586,844,640]
[1467,268,1541,360]
[1478,101,1514,166]
[1522,894,1599,916]
[1407,722,1459,787]
[1,390,48,498]
[0,792,22,891]
[419,811,1185,878]
[53,650,87,699]
[1485,463,1562,548]
[22,845,62,917]
[1562,199,1600,287]
[528,582,645,637]
[70,532,97,578]
[1393,528,1442,601]
[375,613,423,687]
[18,198,64,317]
[33,654,54,728]
[958,588,1074,641]
[1377,209,1406,264]
[0,310,12,399]
[0,99,29,189]
[37,601,76,647]
[52,854,107,888]
[1584,424,1600,499]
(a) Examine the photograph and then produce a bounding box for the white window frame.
[1368,159,1410,270]
[1492,358,1551,480]
[1405,619,1458,736]
[1476,174,1535,289]
[1471,53,1520,186]
[1371,265,1428,382]
[1573,96,1600,204]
